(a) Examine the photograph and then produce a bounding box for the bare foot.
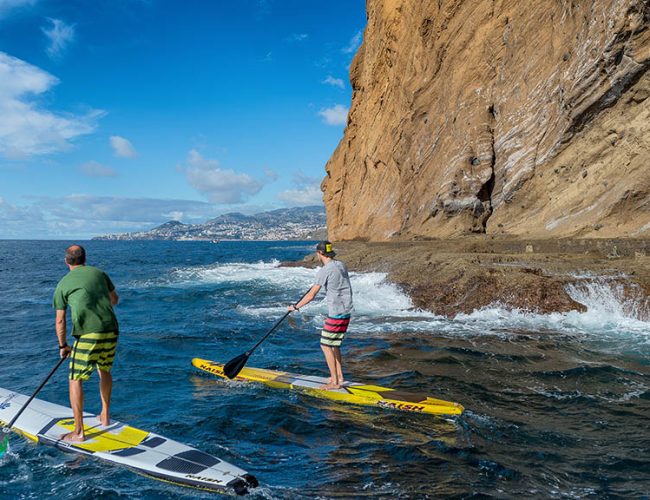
[320,382,341,390]
[60,431,85,443]
[97,414,111,427]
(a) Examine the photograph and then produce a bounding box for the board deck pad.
[192,358,464,416]
[0,388,258,495]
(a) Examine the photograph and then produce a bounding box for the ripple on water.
[1,240,649,498]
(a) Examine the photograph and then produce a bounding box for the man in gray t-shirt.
[288,241,353,389]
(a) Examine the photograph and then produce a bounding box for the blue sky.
[0,0,366,238]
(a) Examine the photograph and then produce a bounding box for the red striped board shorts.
[320,315,351,347]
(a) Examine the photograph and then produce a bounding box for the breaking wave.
[133,260,650,346]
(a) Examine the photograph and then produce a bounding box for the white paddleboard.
[0,388,258,495]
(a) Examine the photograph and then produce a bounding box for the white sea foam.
[170,259,313,287]
[566,281,649,324]
[454,280,650,346]
[168,260,436,317]
[148,260,650,343]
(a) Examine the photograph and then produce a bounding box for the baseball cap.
[316,240,336,257]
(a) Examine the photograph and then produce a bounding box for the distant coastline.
[93,205,327,242]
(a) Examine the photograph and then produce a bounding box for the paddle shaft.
[4,355,67,431]
[224,289,314,378]
[245,288,312,356]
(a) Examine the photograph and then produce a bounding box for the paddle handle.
[5,355,67,430]
[246,288,313,355]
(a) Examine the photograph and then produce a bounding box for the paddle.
[223,289,312,379]
[0,354,68,457]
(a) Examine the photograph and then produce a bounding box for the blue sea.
[1,240,649,498]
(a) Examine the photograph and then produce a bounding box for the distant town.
[93,206,327,241]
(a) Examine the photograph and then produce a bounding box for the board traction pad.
[0,387,255,495]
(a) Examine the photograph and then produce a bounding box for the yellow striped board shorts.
[69,332,118,381]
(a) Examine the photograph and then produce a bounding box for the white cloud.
[0,194,228,238]
[42,18,75,59]
[0,195,43,224]
[313,57,331,69]
[80,160,116,177]
[48,194,219,223]
[322,75,345,89]
[277,172,323,206]
[0,0,36,19]
[257,0,271,16]
[163,210,185,221]
[285,33,308,43]
[293,172,320,186]
[278,184,322,206]
[318,104,348,126]
[0,52,101,158]
[181,149,264,204]
[110,135,137,158]
[343,30,363,54]
[264,167,279,181]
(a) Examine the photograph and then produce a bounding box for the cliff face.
[322,0,650,240]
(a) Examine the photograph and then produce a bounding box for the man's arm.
[55,309,71,358]
[288,284,321,311]
[105,272,118,306]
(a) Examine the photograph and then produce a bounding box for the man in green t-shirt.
[53,245,119,442]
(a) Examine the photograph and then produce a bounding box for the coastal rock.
[329,239,650,318]
[323,0,650,240]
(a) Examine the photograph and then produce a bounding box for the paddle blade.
[223,353,249,379]
[0,435,8,458]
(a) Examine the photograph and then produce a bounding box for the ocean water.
[0,240,648,498]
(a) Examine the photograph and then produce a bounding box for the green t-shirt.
[52,265,119,337]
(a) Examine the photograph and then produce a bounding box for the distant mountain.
[154,220,186,230]
[94,205,327,241]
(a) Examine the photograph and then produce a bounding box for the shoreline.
[286,238,650,318]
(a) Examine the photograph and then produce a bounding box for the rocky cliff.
[323,0,650,240]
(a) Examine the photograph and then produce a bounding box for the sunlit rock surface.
[323,0,650,240]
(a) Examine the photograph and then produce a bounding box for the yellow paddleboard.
[192,358,464,416]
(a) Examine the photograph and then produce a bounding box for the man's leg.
[62,379,85,442]
[98,370,112,426]
[96,332,117,426]
[320,345,341,389]
[332,346,344,384]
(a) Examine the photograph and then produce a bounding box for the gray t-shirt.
[315,260,353,316]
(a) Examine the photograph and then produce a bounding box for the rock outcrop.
[322,0,650,240]
[285,238,650,317]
